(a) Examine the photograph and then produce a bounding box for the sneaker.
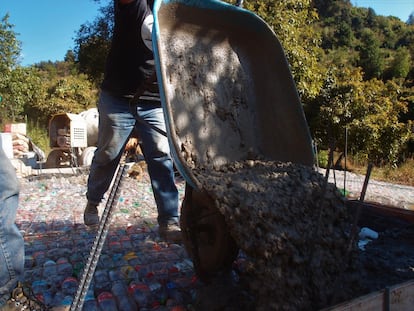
[0,282,46,311]
[84,202,99,226]
[159,223,182,243]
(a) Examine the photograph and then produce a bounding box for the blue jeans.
[0,147,24,306]
[87,90,179,225]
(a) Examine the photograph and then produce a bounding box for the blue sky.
[2,0,102,66]
[350,0,413,22]
[1,1,413,67]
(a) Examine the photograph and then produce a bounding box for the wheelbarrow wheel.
[180,184,239,282]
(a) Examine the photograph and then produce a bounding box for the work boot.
[83,202,99,226]
[159,222,182,243]
[0,282,45,311]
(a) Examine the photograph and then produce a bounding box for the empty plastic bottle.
[108,268,122,282]
[97,292,118,311]
[111,281,137,311]
[148,281,168,306]
[43,260,57,275]
[39,288,54,307]
[43,260,59,286]
[33,251,46,266]
[61,277,78,296]
[82,290,100,311]
[56,257,73,281]
[94,270,111,292]
[31,280,48,295]
[166,281,184,305]
[128,282,150,308]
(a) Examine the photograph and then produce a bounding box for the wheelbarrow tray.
[153,0,314,188]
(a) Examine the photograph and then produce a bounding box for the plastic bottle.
[97,254,114,270]
[120,265,138,283]
[82,289,100,311]
[83,297,100,311]
[43,260,58,286]
[47,247,72,259]
[52,291,66,307]
[52,293,73,310]
[166,281,184,305]
[33,251,46,266]
[111,281,137,311]
[60,295,73,309]
[148,281,168,306]
[61,277,78,296]
[128,282,150,308]
[109,268,122,282]
[24,255,34,269]
[56,257,73,281]
[97,292,118,311]
[43,259,57,274]
[94,270,111,293]
[31,280,48,295]
[40,288,54,307]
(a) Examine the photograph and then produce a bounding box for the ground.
[16,166,414,310]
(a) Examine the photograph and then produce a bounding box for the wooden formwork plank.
[323,280,414,311]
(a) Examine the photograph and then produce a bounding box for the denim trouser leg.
[87,91,136,204]
[135,103,179,226]
[87,90,179,225]
[0,148,24,306]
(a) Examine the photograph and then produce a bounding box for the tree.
[26,73,98,125]
[386,47,411,79]
[243,0,324,100]
[407,13,414,25]
[358,28,384,79]
[0,14,20,71]
[0,14,23,124]
[74,1,113,85]
[307,65,412,165]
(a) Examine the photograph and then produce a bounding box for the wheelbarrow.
[152,0,314,280]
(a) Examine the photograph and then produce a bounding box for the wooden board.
[323,280,414,311]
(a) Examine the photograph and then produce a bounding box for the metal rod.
[70,163,127,311]
[359,163,373,202]
[344,127,348,194]
[347,163,373,252]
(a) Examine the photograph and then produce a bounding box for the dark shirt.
[101,0,159,101]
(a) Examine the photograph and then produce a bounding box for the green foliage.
[243,0,324,99]
[1,66,45,123]
[316,149,329,168]
[0,14,20,71]
[386,47,411,79]
[27,120,50,155]
[74,1,113,86]
[358,28,384,79]
[307,66,412,165]
[28,73,98,125]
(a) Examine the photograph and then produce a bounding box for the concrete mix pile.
[194,160,362,310]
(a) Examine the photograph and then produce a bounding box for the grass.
[316,149,414,187]
[352,159,414,187]
[27,121,51,155]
